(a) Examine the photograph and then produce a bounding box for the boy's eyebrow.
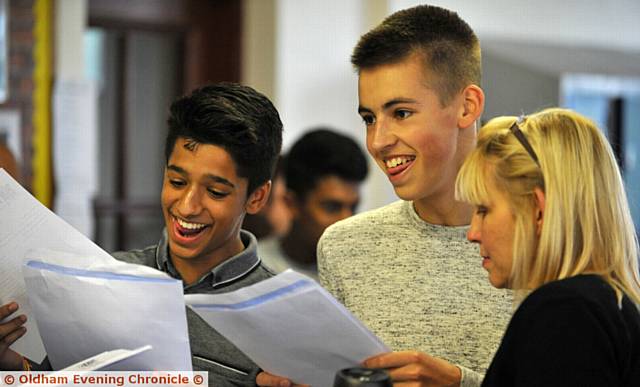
[382,98,418,110]
[358,98,419,115]
[357,105,373,115]
[167,165,235,188]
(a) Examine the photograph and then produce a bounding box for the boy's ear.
[458,84,485,129]
[533,186,546,236]
[245,180,272,215]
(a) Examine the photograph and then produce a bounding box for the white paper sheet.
[0,169,114,362]
[61,345,152,371]
[23,257,192,371]
[185,270,389,386]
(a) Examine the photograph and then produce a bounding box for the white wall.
[245,0,398,211]
[242,0,276,102]
[482,52,559,119]
[391,0,640,51]
[55,0,86,80]
[274,0,364,149]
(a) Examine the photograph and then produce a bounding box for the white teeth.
[176,217,207,230]
[385,157,413,169]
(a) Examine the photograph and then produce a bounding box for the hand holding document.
[186,270,389,387]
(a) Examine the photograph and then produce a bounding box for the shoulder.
[112,245,158,268]
[321,200,409,239]
[493,275,639,385]
[509,275,625,341]
[520,275,615,312]
[218,264,275,293]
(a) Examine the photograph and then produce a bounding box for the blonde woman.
[456,108,640,386]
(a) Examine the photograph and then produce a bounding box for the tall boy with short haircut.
[257,5,511,387]
[324,5,511,386]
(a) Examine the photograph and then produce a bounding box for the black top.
[482,274,640,387]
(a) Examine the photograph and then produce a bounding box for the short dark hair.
[285,128,368,199]
[351,4,480,105]
[165,83,283,195]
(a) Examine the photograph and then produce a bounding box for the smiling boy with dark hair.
[114,83,283,386]
[0,83,283,386]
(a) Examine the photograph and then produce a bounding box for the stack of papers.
[23,256,191,370]
[0,169,191,370]
[186,270,389,386]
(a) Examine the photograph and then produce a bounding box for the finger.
[364,351,425,369]
[0,315,27,338]
[256,371,292,387]
[393,383,420,387]
[0,326,26,348]
[0,303,19,320]
[385,363,424,382]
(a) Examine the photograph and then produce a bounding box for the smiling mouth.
[173,215,210,238]
[384,156,416,175]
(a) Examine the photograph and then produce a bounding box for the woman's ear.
[533,187,546,236]
[458,84,485,129]
[245,180,272,215]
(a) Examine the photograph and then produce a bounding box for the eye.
[169,179,186,188]
[475,205,489,217]
[360,114,376,126]
[320,201,343,214]
[394,109,412,120]
[207,188,229,199]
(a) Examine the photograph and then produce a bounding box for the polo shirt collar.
[155,228,260,290]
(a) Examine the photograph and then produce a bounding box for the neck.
[171,238,245,286]
[280,231,317,266]
[413,195,473,226]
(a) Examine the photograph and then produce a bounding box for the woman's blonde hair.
[456,108,640,304]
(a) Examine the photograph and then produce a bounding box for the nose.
[368,119,396,154]
[467,214,481,243]
[176,185,203,217]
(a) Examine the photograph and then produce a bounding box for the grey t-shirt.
[318,200,513,387]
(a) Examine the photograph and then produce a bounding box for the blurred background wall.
[1,0,638,252]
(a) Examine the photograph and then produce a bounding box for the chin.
[489,276,508,289]
[392,185,422,201]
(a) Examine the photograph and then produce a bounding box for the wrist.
[22,357,32,371]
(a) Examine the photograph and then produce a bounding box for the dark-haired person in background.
[258,128,368,280]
